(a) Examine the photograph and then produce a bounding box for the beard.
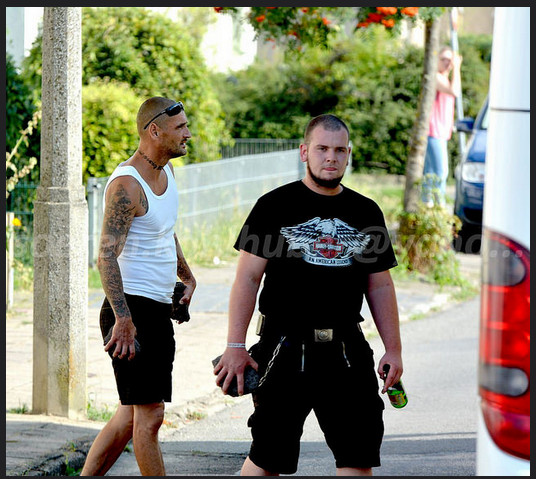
[307,162,344,189]
[168,142,187,159]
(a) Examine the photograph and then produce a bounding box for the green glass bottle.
[383,364,408,408]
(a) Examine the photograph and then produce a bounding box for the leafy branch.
[6,109,41,199]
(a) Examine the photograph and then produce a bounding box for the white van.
[476,7,530,476]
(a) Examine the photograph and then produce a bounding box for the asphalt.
[5,252,482,476]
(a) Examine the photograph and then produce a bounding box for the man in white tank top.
[81,97,196,476]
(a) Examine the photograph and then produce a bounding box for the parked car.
[476,7,530,476]
[453,97,488,253]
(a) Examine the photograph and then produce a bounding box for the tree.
[212,30,425,173]
[20,7,231,179]
[215,6,444,215]
[6,53,40,187]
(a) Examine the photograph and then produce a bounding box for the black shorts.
[247,328,385,474]
[99,293,175,405]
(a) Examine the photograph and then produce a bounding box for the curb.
[12,391,241,476]
[13,437,94,477]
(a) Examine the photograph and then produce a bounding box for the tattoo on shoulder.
[140,189,148,214]
[101,184,136,254]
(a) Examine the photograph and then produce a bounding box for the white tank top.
[103,162,179,304]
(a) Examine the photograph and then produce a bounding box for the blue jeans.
[422,136,448,205]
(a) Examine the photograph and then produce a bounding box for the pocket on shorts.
[99,297,115,340]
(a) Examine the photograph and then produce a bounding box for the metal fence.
[6,182,37,265]
[87,148,303,266]
[9,142,304,267]
[220,138,301,159]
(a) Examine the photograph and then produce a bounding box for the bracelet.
[227,342,246,349]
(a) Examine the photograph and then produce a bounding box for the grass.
[64,459,82,476]
[88,267,102,289]
[177,210,245,267]
[343,172,405,226]
[12,259,33,291]
[449,282,480,302]
[86,400,116,422]
[7,402,30,414]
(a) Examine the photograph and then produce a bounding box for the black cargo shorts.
[99,293,175,405]
[247,325,385,474]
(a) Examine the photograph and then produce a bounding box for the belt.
[256,315,360,373]
[256,314,362,343]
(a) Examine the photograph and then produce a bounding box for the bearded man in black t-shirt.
[214,114,403,476]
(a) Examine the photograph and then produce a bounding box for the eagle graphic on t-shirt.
[280,217,370,267]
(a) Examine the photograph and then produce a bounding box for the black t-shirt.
[234,180,398,330]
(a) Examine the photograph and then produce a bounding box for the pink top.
[428,90,455,140]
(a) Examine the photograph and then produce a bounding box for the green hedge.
[6,54,40,184]
[213,27,491,175]
[20,7,231,180]
[82,80,142,182]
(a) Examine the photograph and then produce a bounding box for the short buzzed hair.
[136,96,176,136]
[304,114,350,145]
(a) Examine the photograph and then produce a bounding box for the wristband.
[227,342,246,349]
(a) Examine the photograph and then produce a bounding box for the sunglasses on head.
[143,101,184,130]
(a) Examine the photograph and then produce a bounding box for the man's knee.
[114,403,134,431]
[134,402,165,436]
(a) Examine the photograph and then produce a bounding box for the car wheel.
[453,223,482,254]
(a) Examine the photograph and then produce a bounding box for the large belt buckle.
[314,328,333,342]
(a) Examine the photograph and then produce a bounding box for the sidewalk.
[5,253,481,476]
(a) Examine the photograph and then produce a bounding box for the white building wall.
[8,7,256,73]
[201,12,257,73]
[6,7,26,66]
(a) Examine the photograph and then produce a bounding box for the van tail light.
[479,228,530,460]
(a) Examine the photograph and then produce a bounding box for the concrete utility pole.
[32,7,88,419]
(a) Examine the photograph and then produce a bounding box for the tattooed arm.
[174,233,196,305]
[97,177,145,360]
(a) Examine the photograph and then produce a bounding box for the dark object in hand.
[171,281,190,323]
[212,354,259,397]
[103,328,141,359]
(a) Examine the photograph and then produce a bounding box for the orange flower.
[213,7,223,13]
[401,7,419,17]
[256,14,266,22]
[377,7,398,16]
[357,21,370,28]
[301,7,309,13]
[322,17,331,26]
[367,13,384,23]
[382,18,395,28]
